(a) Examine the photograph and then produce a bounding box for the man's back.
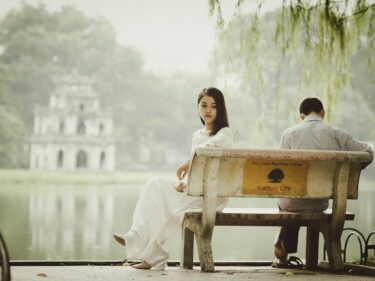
[281,115,371,152]
[273,97,373,265]
[279,114,372,212]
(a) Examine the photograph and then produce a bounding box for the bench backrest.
[187,147,372,229]
[187,147,372,200]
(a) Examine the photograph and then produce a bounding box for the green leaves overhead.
[211,0,375,147]
[211,0,375,118]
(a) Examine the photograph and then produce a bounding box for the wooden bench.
[180,147,372,272]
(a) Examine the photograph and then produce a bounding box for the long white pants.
[123,177,227,269]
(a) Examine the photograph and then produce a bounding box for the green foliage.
[211,0,375,147]
[0,3,118,128]
[0,105,25,168]
[0,60,25,168]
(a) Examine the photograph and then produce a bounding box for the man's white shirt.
[280,115,373,153]
[278,114,373,212]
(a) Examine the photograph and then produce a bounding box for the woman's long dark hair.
[197,87,229,136]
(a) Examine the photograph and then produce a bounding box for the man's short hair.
[299,98,324,115]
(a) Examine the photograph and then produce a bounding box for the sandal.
[113,234,126,246]
[272,256,303,269]
[132,261,152,269]
[287,256,303,269]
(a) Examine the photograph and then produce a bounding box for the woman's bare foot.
[113,234,126,246]
[132,261,152,269]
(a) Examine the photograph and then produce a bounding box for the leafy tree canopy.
[0,3,212,169]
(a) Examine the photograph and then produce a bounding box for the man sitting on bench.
[273,97,373,268]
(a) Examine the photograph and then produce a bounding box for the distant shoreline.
[0,169,174,185]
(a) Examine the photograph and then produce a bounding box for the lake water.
[0,173,374,262]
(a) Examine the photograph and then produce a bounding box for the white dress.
[123,127,233,269]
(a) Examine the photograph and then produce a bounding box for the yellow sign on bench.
[242,159,309,196]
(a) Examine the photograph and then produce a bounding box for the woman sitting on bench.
[113,87,233,269]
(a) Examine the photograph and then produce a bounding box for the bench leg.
[327,239,344,270]
[195,228,215,272]
[305,226,319,270]
[181,224,194,270]
[321,224,344,271]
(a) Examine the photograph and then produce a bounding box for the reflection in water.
[28,186,114,259]
[0,177,374,261]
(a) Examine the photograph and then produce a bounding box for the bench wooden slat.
[195,147,370,162]
[184,208,355,226]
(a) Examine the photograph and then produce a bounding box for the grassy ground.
[0,169,174,184]
[351,257,375,267]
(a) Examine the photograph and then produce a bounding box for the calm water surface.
[0,174,374,262]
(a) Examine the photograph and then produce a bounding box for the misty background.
[0,1,374,172]
[0,0,374,262]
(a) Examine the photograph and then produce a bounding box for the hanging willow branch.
[211,0,375,120]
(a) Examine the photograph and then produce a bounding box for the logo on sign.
[268,168,284,183]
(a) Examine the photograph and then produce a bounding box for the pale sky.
[0,0,279,74]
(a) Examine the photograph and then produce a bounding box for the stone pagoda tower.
[29,72,115,171]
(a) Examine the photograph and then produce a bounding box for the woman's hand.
[176,160,189,180]
[175,182,187,193]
